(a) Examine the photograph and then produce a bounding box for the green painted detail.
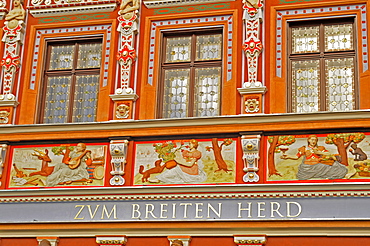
[154,3,230,15]
[279,0,323,4]
[38,13,110,24]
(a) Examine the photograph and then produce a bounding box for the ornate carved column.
[109,139,129,185]
[241,134,261,182]
[37,237,59,246]
[234,235,266,246]
[168,236,191,246]
[96,236,127,246]
[0,0,25,124]
[238,0,266,114]
[110,0,139,120]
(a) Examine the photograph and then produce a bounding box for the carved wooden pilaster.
[239,0,266,113]
[111,0,139,119]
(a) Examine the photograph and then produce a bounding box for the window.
[158,30,223,118]
[40,38,103,123]
[288,18,357,113]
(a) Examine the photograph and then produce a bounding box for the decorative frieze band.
[2,190,370,203]
[143,0,234,9]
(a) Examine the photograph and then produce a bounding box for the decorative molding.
[275,4,368,77]
[28,0,117,18]
[241,135,261,182]
[37,13,111,24]
[238,84,267,95]
[109,140,129,185]
[1,110,370,136]
[2,190,370,203]
[148,14,233,85]
[30,25,112,90]
[153,3,231,15]
[143,0,234,9]
[0,93,18,106]
[234,235,266,246]
[109,91,139,101]
[96,236,127,246]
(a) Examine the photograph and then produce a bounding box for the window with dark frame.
[40,38,103,124]
[159,29,223,118]
[288,18,357,113]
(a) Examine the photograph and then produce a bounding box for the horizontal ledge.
[1,182,370,197]
[1,226,370,237]
[1,110,370,135]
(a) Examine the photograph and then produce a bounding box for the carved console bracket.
[96,236,127,246]
[234,235,266,246]
[28,0,118,18]
[168,236,191,246]
[143,0,234,8]
[109,140,129,185]
[37,237,59,246]
[241,134,261,182]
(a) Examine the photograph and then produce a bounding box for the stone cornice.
[1,110,370,137]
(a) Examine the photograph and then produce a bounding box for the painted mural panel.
[134,138,236,185]
[8,143,107,188]
[267,133,370,182]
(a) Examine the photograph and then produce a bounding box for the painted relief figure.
[281,135,347,180]
[9,143,107,188]
[134,138,236,185]
[267,133,370,182]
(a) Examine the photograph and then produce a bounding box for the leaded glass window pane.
[292,26,319,53]
[194,67,221,117]
[325,24,353,51]
[72,75,100,122]
[49,45,74,70]
[163,69,190,118]
[77,43,102,69]
[196,34,222,61]
[292,60,320,113]
[325,58,355,111]
[43,76,72,123]
[165,37,191,62]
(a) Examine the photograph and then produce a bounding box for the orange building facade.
[1,0,370,245]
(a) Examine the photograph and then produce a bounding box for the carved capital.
[168,236,191,246]
[37,237,59,246]
[234,235,266,246]
[96,236,127,246]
